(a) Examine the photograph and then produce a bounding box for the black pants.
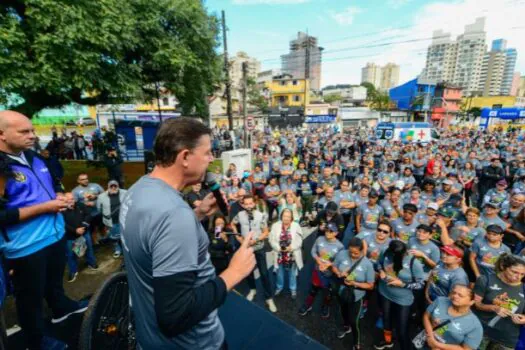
[7,238,79,349]
[266,200,279,223]
[0,308,7,350]
[246,249,273,299]
[338,296,363,347]
[381,296,411,350]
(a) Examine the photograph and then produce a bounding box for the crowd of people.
[190,125,525,350]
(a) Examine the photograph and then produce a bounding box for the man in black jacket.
[103,147,124,187]
[62,192,98,282]
[310,201,345,241]
[479,156,505,206]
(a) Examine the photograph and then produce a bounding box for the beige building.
[361,63,382,89]
[281,32,323,91]
[361,62,400,91]
[479,45,507,96]
[229,51,261,100]
[510,72,521,96]
[420,30,457,83]
[381,63,400,91]
[517,76,525,97]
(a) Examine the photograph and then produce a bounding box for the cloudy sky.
[206,0,525,88]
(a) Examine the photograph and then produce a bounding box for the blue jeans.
[108,224,122,255]
[66,233,97,274]
[275,264,298,292]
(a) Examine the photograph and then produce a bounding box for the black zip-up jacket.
[62,202,91,240]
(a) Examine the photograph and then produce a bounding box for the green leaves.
[0,0,220,117]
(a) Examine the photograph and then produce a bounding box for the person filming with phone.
[120,118,256,350]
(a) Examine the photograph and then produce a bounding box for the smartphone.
[214,226,222,239]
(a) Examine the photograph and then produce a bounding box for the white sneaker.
[266,299,277,313]
[246,289,257,301]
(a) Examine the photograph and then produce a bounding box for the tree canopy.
[0,0,221,117]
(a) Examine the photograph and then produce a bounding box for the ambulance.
[375,122,439,144]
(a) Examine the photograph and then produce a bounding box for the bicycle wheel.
[78,271,136,350]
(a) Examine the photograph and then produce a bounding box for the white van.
[375,122,439,144]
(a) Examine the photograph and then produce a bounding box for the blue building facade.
[389,78,436,112]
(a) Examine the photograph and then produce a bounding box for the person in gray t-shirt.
[120,118,255,350]
[231,195,277,312]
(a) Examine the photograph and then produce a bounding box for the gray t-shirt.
[392,218,419,243]
[333,252,375,301]
[311,236,343,277]
[407,237,440,275]
[426,297,483,349]
[72,183,104,215]
[471,238,511,277]
[120,176,224,349]
[232,210,268,251]
[427,263,469,301]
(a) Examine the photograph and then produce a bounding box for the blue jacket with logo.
[0,150,65,259]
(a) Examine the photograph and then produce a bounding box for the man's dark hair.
[154,118,211,167]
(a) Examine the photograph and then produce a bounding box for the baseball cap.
[447,172,458,178]
[108,180,119,187]
[438,207,454,218]
[496,179,508,186]
[442,179,453,186]
[369,189,379,198]
[387,161,395,167]
[484,202,500,209]
[441,245,464,259]
[427,202,439,211]
[326,222,339,233]
[325,201,338,215]
[486,224,504,235]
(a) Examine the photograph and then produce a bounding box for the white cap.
[427,202,439,211]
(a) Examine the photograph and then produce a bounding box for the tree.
[323,93,342,104]
[468,107,482,119]
[369,91,391,111]
[0,0,221,117]
[246,78,269,113]
[360,82,377,100]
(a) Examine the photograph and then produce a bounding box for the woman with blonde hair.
[278,190,302,223]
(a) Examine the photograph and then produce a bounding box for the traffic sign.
[245,116,255,130]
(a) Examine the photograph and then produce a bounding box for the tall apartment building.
[510,72,521,96]
[502,47,518,95]
[381,63,401,90]
[229,51,261,99]
[361,63,382,88]
[361,62,400,91]
[478,39,518,96]
[281,32,324,91]
[420,30,457,83]
[421,18,487,96]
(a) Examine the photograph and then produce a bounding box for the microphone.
[205,172,229,216]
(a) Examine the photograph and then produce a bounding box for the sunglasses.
[377,228,390,234]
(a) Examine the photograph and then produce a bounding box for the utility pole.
[304,30,310,111]
[242,61,248,148]
[221,10,233,131]
[155,81,163,124]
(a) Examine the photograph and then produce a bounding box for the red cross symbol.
[418,130,426,139]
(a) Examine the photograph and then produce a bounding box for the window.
[292,80,298,85]
[280,80,286,86]
[162,97,169,106]
[293,95,301,102]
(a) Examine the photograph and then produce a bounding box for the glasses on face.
[79,178,88,182]
[377,228,390,234]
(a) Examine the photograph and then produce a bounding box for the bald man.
[0,111,87,349]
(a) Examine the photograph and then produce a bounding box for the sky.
[205,0,525,89]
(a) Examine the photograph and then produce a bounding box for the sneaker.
[88,264,99,270]
[291,291,297,300]
[113,252,121,259]
[321,304,330,319]
[266,299,277,313]
[274,289,282,297]
[67,272,78,283]
[374,340,394,350]
[246,289,257,301]
[298,304,312,316]
[337,326,351,339]
[41,336,68,350]
[51,300,89,324]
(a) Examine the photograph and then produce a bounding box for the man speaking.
[120,118,255,349]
